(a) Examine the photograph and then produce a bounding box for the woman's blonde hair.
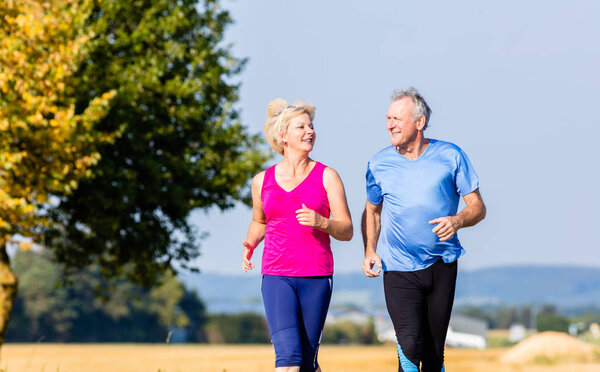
[264,98,315,155]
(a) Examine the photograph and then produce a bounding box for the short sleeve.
[455,149,479,196]
[366,162,383,205]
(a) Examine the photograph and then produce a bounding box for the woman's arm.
[296,167,353,241]
[242,172,267,272]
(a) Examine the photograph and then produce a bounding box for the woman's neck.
[280,153,312,175]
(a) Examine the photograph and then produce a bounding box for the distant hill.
[455,265,600,306]
[182,265,600,314]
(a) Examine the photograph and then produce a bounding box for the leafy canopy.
[0,0,117,244]
[46,0,269,285]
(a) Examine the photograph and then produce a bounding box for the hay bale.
[501,331,599,364]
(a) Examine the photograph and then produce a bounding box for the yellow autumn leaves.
[0,0,119,242]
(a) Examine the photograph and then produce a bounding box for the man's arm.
[429,189,486,241]
[361,200,383,277]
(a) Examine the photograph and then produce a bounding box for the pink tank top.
[261,162,333,276]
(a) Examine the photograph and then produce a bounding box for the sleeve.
[455,148,480,196]
[366,162,383,205]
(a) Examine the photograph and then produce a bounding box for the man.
[362,87,486,372]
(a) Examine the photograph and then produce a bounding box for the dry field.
[1,344,600,372]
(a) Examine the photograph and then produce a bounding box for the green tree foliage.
[7,250,207,342]
[8,250,74,342]
[536,305,570,333]
[45,0,269,286]
[178,288,208,342]
[205,313,270,344]
[536,313,570,333]
[322,319,378,344]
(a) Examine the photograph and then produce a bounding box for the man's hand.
[242,241,255,272]
[362,253,382,277]
[296,203,325,228]
[429,216,461,241]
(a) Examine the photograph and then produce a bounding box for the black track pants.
[383,259,457,372]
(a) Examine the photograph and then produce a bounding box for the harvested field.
[501,331,600,365]
[1,343,600,372]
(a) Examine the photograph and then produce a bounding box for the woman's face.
[283,113,315,153]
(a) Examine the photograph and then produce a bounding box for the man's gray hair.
[391,87,432,130]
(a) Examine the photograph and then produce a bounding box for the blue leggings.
[262,275,333,371]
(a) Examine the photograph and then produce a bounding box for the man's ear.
[416,115,426,131]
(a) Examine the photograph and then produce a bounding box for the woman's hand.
[296,203,325,229]
[242,241,256,272]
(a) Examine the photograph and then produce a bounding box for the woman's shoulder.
[252,170,267,189]
[322,164,338,177]
[322,164,343,189]
[254,170,267,179]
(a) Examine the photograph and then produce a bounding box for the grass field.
[1,344,600,372]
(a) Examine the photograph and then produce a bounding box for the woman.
[242,98,353,372]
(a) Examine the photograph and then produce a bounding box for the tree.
[536,313,570,333]
[536,305,570,333]
[178,288,208,342]
[7,249,208,342]
[45,0,268,286]
[8,250,74,342]
[205,313,270,343]
[0,0,116,344]
[322,319,378,345]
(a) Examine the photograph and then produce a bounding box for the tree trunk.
[0,241,18,346]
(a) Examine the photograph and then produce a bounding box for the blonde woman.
[242,99,353,372]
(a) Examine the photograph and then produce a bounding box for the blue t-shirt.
[366,139,479,271]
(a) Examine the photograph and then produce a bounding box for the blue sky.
[191,0,600,275]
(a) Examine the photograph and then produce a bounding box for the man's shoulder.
[429,139,465,156]
[369,145,395,163]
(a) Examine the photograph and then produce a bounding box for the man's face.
[386,98,420,147]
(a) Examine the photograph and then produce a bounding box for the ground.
[2,344,600,372]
